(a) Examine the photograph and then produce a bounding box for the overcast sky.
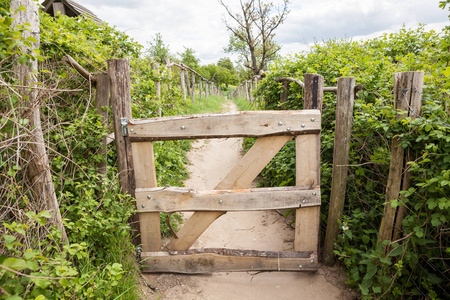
[71,0,449,65]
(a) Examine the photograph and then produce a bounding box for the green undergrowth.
[232,96,258,111]
[254,25,450,298]
[0,5,228,299]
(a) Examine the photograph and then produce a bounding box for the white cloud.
[70,0,449,65]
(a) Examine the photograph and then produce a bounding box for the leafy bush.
[255,26,450,298]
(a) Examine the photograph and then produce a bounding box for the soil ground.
[140,101,358,300]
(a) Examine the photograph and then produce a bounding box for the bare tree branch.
[219,0,290,76]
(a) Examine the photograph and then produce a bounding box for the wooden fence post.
[379,71,424,244]
[108,59,141,244]
[294,73,323,253]
[323,77,356,264]
[94,72,110,178]
[152,62,162,117]
[199,78,203,99]
[185,71,191,98]
[11,0,68,242]
[191,72,196,102]
[244,81,249,102]
[249,80,253,102]
[180,69,186,100]
[280,81,289,104]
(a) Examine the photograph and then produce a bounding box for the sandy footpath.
[141,101,357,300]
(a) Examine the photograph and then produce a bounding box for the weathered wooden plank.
[132,142,160,252]
[294,73,322,253]
[323,77,356,264]
[166,136,293,251]
[136,186,321,213]
[128,110,320,141]
[141,250,318,273]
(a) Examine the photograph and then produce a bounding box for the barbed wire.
[402,88,450,128]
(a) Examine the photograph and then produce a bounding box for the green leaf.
[2,257,28,271]
[372,286,382,293]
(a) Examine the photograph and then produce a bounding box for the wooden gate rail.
[142,249,318,273]
[127,110,320,141]
[136,186,321,213]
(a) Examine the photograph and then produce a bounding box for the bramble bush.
[255,25,449,298]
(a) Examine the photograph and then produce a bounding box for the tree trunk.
[11,0,67,242]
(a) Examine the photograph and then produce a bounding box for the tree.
[179,47,200,69]
[146,33,170,64]
[219,0,289,76]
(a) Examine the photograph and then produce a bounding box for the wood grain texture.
[94,72,110,177]
[136,186,321,212]
[132,142,160,251]
[141,250,318,273]
[128,110,320,141]
[167,136,293,251]
[294,73,323,253]
[323,77,355,263]
[379,72,424,243]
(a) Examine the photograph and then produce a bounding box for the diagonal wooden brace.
[166,135,293,250]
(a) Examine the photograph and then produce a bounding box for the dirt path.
[142,101,356,300]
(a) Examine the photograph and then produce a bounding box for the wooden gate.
[109,60,323,274]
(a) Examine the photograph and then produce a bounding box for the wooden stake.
[323,77,355,264]
[180,69,186,100]
[191,72,195,102]
[379,71,424,244]
[94,72,110,178]
[151,62,161,117]
[108,59,140,244]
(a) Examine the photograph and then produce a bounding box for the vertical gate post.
[379,71,424,244]
[108,59,140,243]
[323,77,355,264]
[244,81,249,102]
[294,73,323,252]
[199,77,203,99]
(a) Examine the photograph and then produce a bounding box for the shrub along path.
[141,100,357,300]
